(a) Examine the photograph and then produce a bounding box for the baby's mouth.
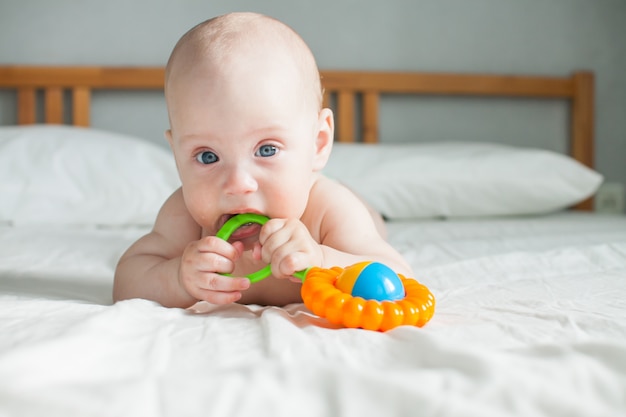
[217,213,235,230]
[229,222,262,242]
[217,213,262,244]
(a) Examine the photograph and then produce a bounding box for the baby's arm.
[314,179,412,275]
[113,188,249,308]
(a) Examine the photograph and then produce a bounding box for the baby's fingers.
[198,274,250,293]
[180,237,242,281]
[274,250,309,278]
[194,274,250,304]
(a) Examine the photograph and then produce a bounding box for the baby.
[113,12,412,308]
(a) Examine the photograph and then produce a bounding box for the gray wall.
[1,0,625,186]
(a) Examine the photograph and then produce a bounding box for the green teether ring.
[216,213,309,283]
[216,213,272,283]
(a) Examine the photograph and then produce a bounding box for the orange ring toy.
[301,264,435,331]
[218,214,436,331]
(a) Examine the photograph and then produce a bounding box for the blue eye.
[196,151,218,164]
[256,144,278,157]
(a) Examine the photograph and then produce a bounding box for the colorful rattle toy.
[217,213,435,331]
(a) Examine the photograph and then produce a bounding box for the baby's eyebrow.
[177,133,217,147]
[246,122,290,136]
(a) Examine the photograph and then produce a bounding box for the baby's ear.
[165,129,174,147]
[312,108,334,171]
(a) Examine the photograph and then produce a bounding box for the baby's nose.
[223,165,258,194]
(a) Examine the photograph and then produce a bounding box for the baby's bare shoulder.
[156,187,200,231]
[304,175,374,234]
[313,174,371,208]
[129,188,201,257]
[309,174,356,200]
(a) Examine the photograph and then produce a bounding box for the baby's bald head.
[165,12,322,114]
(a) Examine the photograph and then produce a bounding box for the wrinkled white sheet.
[1,212,626,417]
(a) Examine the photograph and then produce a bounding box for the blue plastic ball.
[336,261,405,301]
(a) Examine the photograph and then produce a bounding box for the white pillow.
[324,142,603,219]
[0,125,180,226]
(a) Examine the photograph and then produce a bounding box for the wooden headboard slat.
[571,72,594,168]
[321,71,576,98]
[72,87,91,127]
[17,88,36,124]
[44,87,64,124]
[571,72,595,211]
[0,66,165,89]
[362,92,379,144]
[337,91,356,142]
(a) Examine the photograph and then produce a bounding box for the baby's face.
[166,59,323,237]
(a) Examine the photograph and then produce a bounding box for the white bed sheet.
[1,212,625,417]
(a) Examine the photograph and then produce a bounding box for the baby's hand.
[258,218,323,280]
[178,237,250,304]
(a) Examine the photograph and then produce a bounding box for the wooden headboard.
[0,66,595,209]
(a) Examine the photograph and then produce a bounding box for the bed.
[1,66,625,417]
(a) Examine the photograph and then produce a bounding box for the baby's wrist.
[173,258,196,304]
